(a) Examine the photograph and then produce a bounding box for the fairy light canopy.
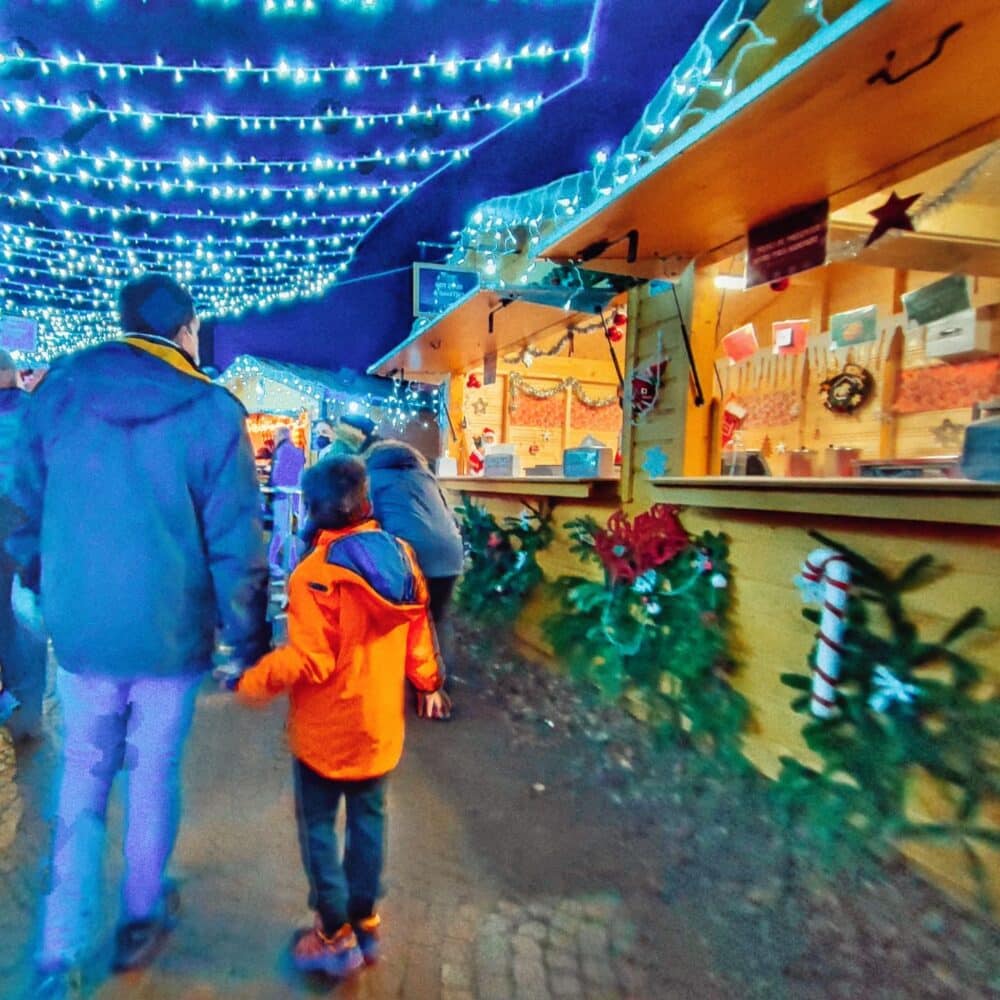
[0,0,722,368]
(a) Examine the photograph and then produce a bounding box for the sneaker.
[292,918,364,978]
[111,883,180,973]
[22,965,83,1000]
[352,913,381,965]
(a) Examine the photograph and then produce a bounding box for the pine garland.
[543,506,748,764]
[454,496,553,623]
[775,530,1000,909]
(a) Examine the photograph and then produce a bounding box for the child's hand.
[417,689,452,720]
[212,660,244,692]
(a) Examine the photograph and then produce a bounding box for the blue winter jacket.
[365,440,465,579]
[6,337,271,679]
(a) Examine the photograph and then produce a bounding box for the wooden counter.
[649,477,1000,527]
[438,476,620,502]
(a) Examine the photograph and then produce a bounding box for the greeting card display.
[772,319,809,356]
[721,323,759,363]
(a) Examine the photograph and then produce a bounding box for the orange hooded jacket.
[236,519,443,780]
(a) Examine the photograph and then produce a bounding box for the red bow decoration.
[466,373,481,389]
[593,504,689,583]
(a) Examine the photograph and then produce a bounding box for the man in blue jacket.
[7,274,271,998]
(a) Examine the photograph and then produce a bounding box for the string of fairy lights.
[1,93,542,133]
[221,353,443,429]
[445,0,855,284]
[0,8,593,362]
[0,40,587,84]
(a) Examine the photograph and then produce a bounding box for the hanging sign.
[0,316,38,353]
[412,264,480,318]
[902,274,971,326]
[721,323,759,363]
[772,319,809,356]
[746,200,828,288]
[830,305,878,348]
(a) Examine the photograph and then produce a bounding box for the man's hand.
[417,689,452,720]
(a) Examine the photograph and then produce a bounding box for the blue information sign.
[413,264,480,317]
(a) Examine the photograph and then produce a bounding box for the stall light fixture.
[714,274,746,291]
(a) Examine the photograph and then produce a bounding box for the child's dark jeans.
[293,758,387,935]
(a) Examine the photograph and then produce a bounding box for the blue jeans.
[38,668,202,967]
[293,759,386,934]
[268,494,301,576]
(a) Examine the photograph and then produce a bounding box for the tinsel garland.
[502,317,609,365]
[508,372,619,412]
[827,146,1000,262]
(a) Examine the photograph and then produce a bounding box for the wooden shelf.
[439,476,620,501]
[539,0,1000,270]
[649,476,1000,526]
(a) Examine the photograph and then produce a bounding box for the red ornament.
[608,326,624,343]
[769,277,790,292]
[612,310,627,327]
[468,450,484,473]
[466,373,481,389]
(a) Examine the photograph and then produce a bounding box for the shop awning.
[536,0,1000,275]
[367,263,633,379]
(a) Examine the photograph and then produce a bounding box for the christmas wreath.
[544,504,747,762]
[454,497,553,623]
[819,363,874,414]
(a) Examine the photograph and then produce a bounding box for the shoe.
[111,883,180,973]
[23,964,83,1000]
[352,913,381,965]
[292,918,364,978]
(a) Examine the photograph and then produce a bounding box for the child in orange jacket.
[232,454,449,978]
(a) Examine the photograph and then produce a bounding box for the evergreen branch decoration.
[543,504,747,764]
[454,496,553,623]
[777,532,999,908]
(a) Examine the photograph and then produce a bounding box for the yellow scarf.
[123,335,211,383]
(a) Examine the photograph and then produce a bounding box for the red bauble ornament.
[612,310,627,327]
[769,277,790,292]
[608,327,624,343]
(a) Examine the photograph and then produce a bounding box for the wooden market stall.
[219,354,444,470]
[379,0,1000,908]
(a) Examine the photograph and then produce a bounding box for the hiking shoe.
[23,965,83,1000]
[352,913,381,965]
[111,883,180,973]
[292,919,364,978]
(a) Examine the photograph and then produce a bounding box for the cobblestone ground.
[0,664,724,999]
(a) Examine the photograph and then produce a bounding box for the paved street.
[0,669,724,999]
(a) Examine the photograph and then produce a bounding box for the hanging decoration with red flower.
[592,504,691,583]
[466,372,482,389]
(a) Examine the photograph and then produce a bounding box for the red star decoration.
[865,190,921,247]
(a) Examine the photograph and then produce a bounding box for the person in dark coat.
[267,425,306,576]
[0,349,46,743]
[365,439,464,633]
[7,274,271,997]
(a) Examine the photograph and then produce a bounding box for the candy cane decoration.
[798,548,852,719]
